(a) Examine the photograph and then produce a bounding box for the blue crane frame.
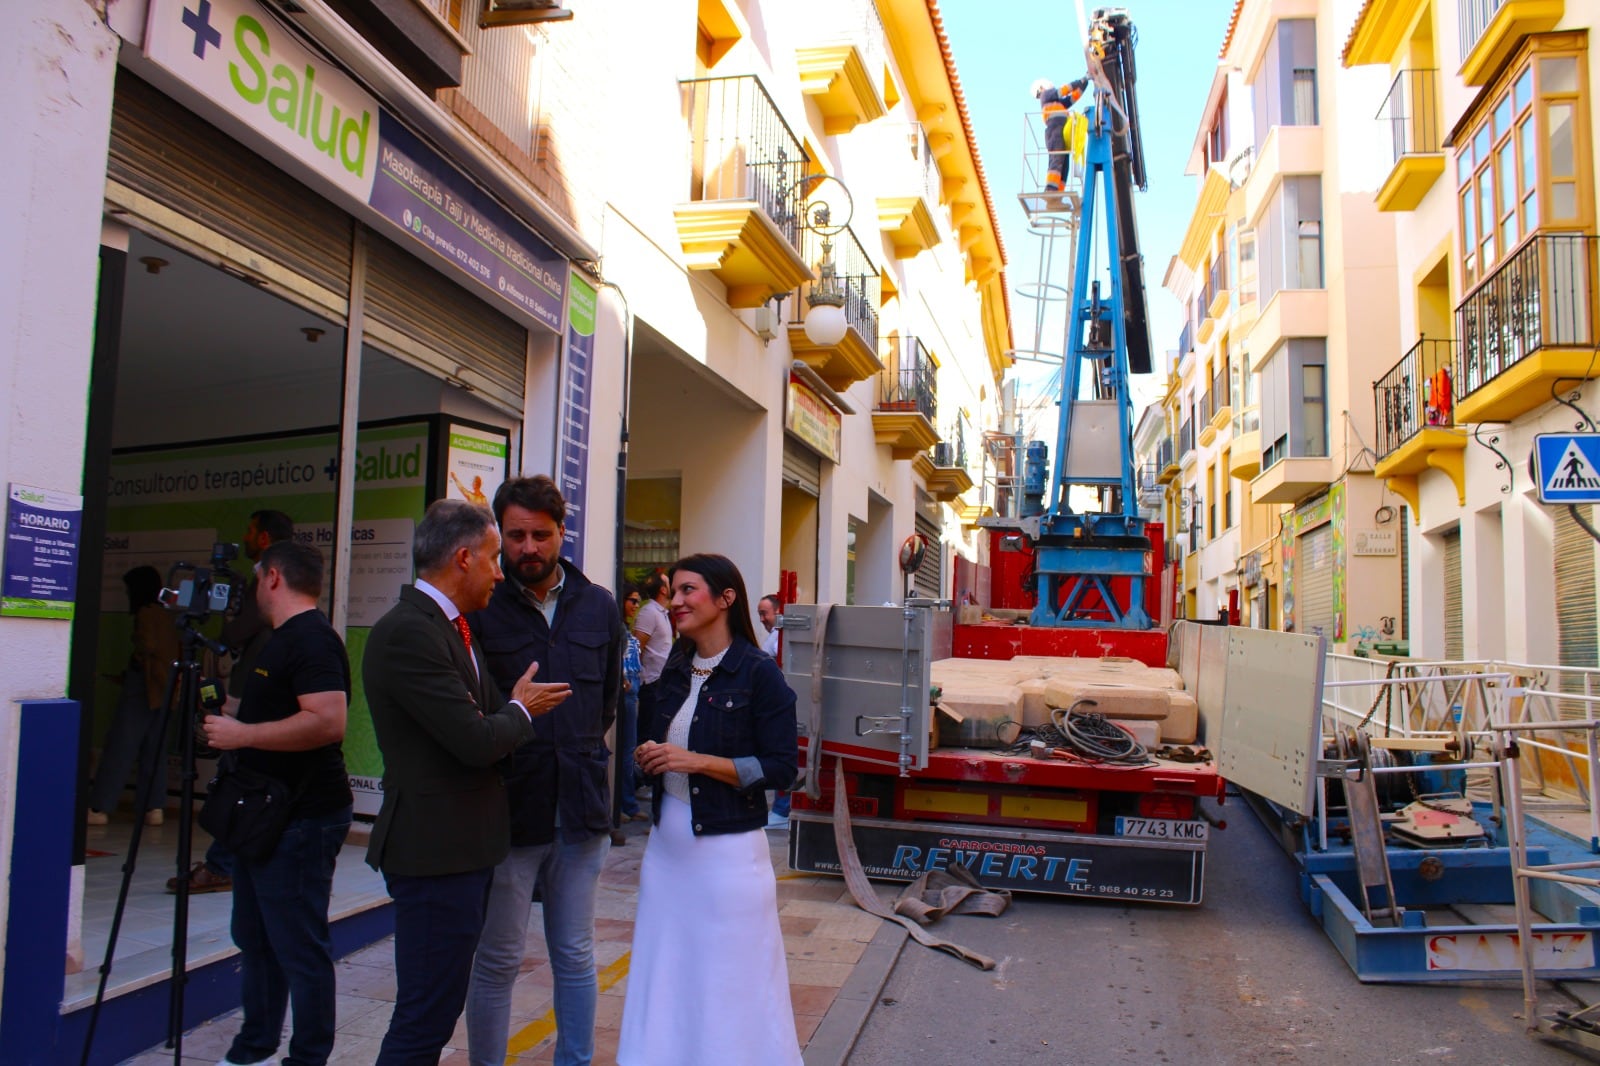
[1020,98,1152,630]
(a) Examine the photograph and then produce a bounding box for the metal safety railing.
[680,75,810,251]
[1373,336,1459,459]
[1378,68,1441,167]
[877,336,936,421]
[1458,0,1507,66]
[792,221,881,351]
[1456,234,1600,400]
[1321,651,1600,1036]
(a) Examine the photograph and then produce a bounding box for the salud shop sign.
[143,0,565,334]
[786,377,842,463]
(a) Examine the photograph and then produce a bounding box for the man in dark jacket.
[464,476,624,1066]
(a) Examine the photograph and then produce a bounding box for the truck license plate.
[1115,817,1209,841]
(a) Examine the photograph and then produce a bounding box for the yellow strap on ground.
[504,952,632,1058]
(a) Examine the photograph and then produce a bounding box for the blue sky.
[940,0,1239,412]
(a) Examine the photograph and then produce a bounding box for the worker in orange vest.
[1033,76,1089,192]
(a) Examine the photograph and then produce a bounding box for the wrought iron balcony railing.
[1212,364,1228,413]
[1156,436,1175,470]
[1458,0,1506,65]
[1378,68,1441,168]
[1178,320,1193,358]
[877,336,937,421]
[933,419,968,469]
[1178,418,1194,457]
[793,222,880,350]
[681,75,809,250]
[1455,234,1599,399]
[1374,337,1459,460]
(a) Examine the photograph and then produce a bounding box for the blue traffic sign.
[1533,434,1600,504]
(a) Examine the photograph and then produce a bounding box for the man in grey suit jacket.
[365,499,571,1065]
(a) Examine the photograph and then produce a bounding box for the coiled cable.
[1052,700,1151,765]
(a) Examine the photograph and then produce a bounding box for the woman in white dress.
[619,553,802,1066]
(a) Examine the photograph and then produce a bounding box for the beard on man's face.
[505,549,557,586]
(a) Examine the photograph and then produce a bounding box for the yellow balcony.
[1199,423,1218,448]
[796,44,886,135]
[1196,315,1216,347]
[875,343,939,459]
[923,457,973,503]
[1373,337,1466,505]
[1455,234,1600,423]
[1377,154,1445,212]
[878,195,940,259]
[787,225,884,388]
[874,410,938,459]
[674,202,813,308]
[1249,289,1330,373]
[1210,404,1232,432]
[1375,69,1444,212]
[1230,427,1262,479]
[1251,455,1335,504]
[1459,0,1563,87]
[789,324,882,389]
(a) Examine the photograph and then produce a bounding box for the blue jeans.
[226,806,352,1066]
[465,831,610,1066]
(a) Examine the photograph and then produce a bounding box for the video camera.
[160,541,245,621]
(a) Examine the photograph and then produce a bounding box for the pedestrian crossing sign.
[1533,433,1600,504]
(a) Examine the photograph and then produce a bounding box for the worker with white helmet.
[1034,76,1089,193]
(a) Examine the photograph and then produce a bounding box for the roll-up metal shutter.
[105,73,352,322]
[913,511,942,600]
[1556,506,1598,722]
[364,230,528,414]
[1442,527,1463,660]
[782,437,822,497]
[1296,522,1335,639]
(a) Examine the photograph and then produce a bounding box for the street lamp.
[799,174,855,348]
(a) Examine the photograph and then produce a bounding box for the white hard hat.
[1031,78,1054,99]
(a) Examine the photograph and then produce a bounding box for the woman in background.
[618,554,800,1066]
[87,565,179,827]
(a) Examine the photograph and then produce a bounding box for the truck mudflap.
[789,809,1206,904]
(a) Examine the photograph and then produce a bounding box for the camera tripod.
[79,617,229,1066]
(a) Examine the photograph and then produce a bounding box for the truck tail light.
[1138,794,1194,820]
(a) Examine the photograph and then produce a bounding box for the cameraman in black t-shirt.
[203,539,353,1066]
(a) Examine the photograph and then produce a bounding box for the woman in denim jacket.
[618,553,801,1066]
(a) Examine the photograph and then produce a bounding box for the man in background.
[630,573,672,740]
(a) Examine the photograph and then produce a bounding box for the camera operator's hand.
[202,712,253,751]
[511,660,571,719]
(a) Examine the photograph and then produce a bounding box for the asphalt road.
[846,795,1597,1065]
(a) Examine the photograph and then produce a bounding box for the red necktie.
[454,615,473,653]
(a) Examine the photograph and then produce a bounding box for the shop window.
[1455,37,1591,291]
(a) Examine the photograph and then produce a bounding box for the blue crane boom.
[991,7,1155,629]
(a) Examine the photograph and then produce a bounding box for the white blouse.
[663,648,728,803]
